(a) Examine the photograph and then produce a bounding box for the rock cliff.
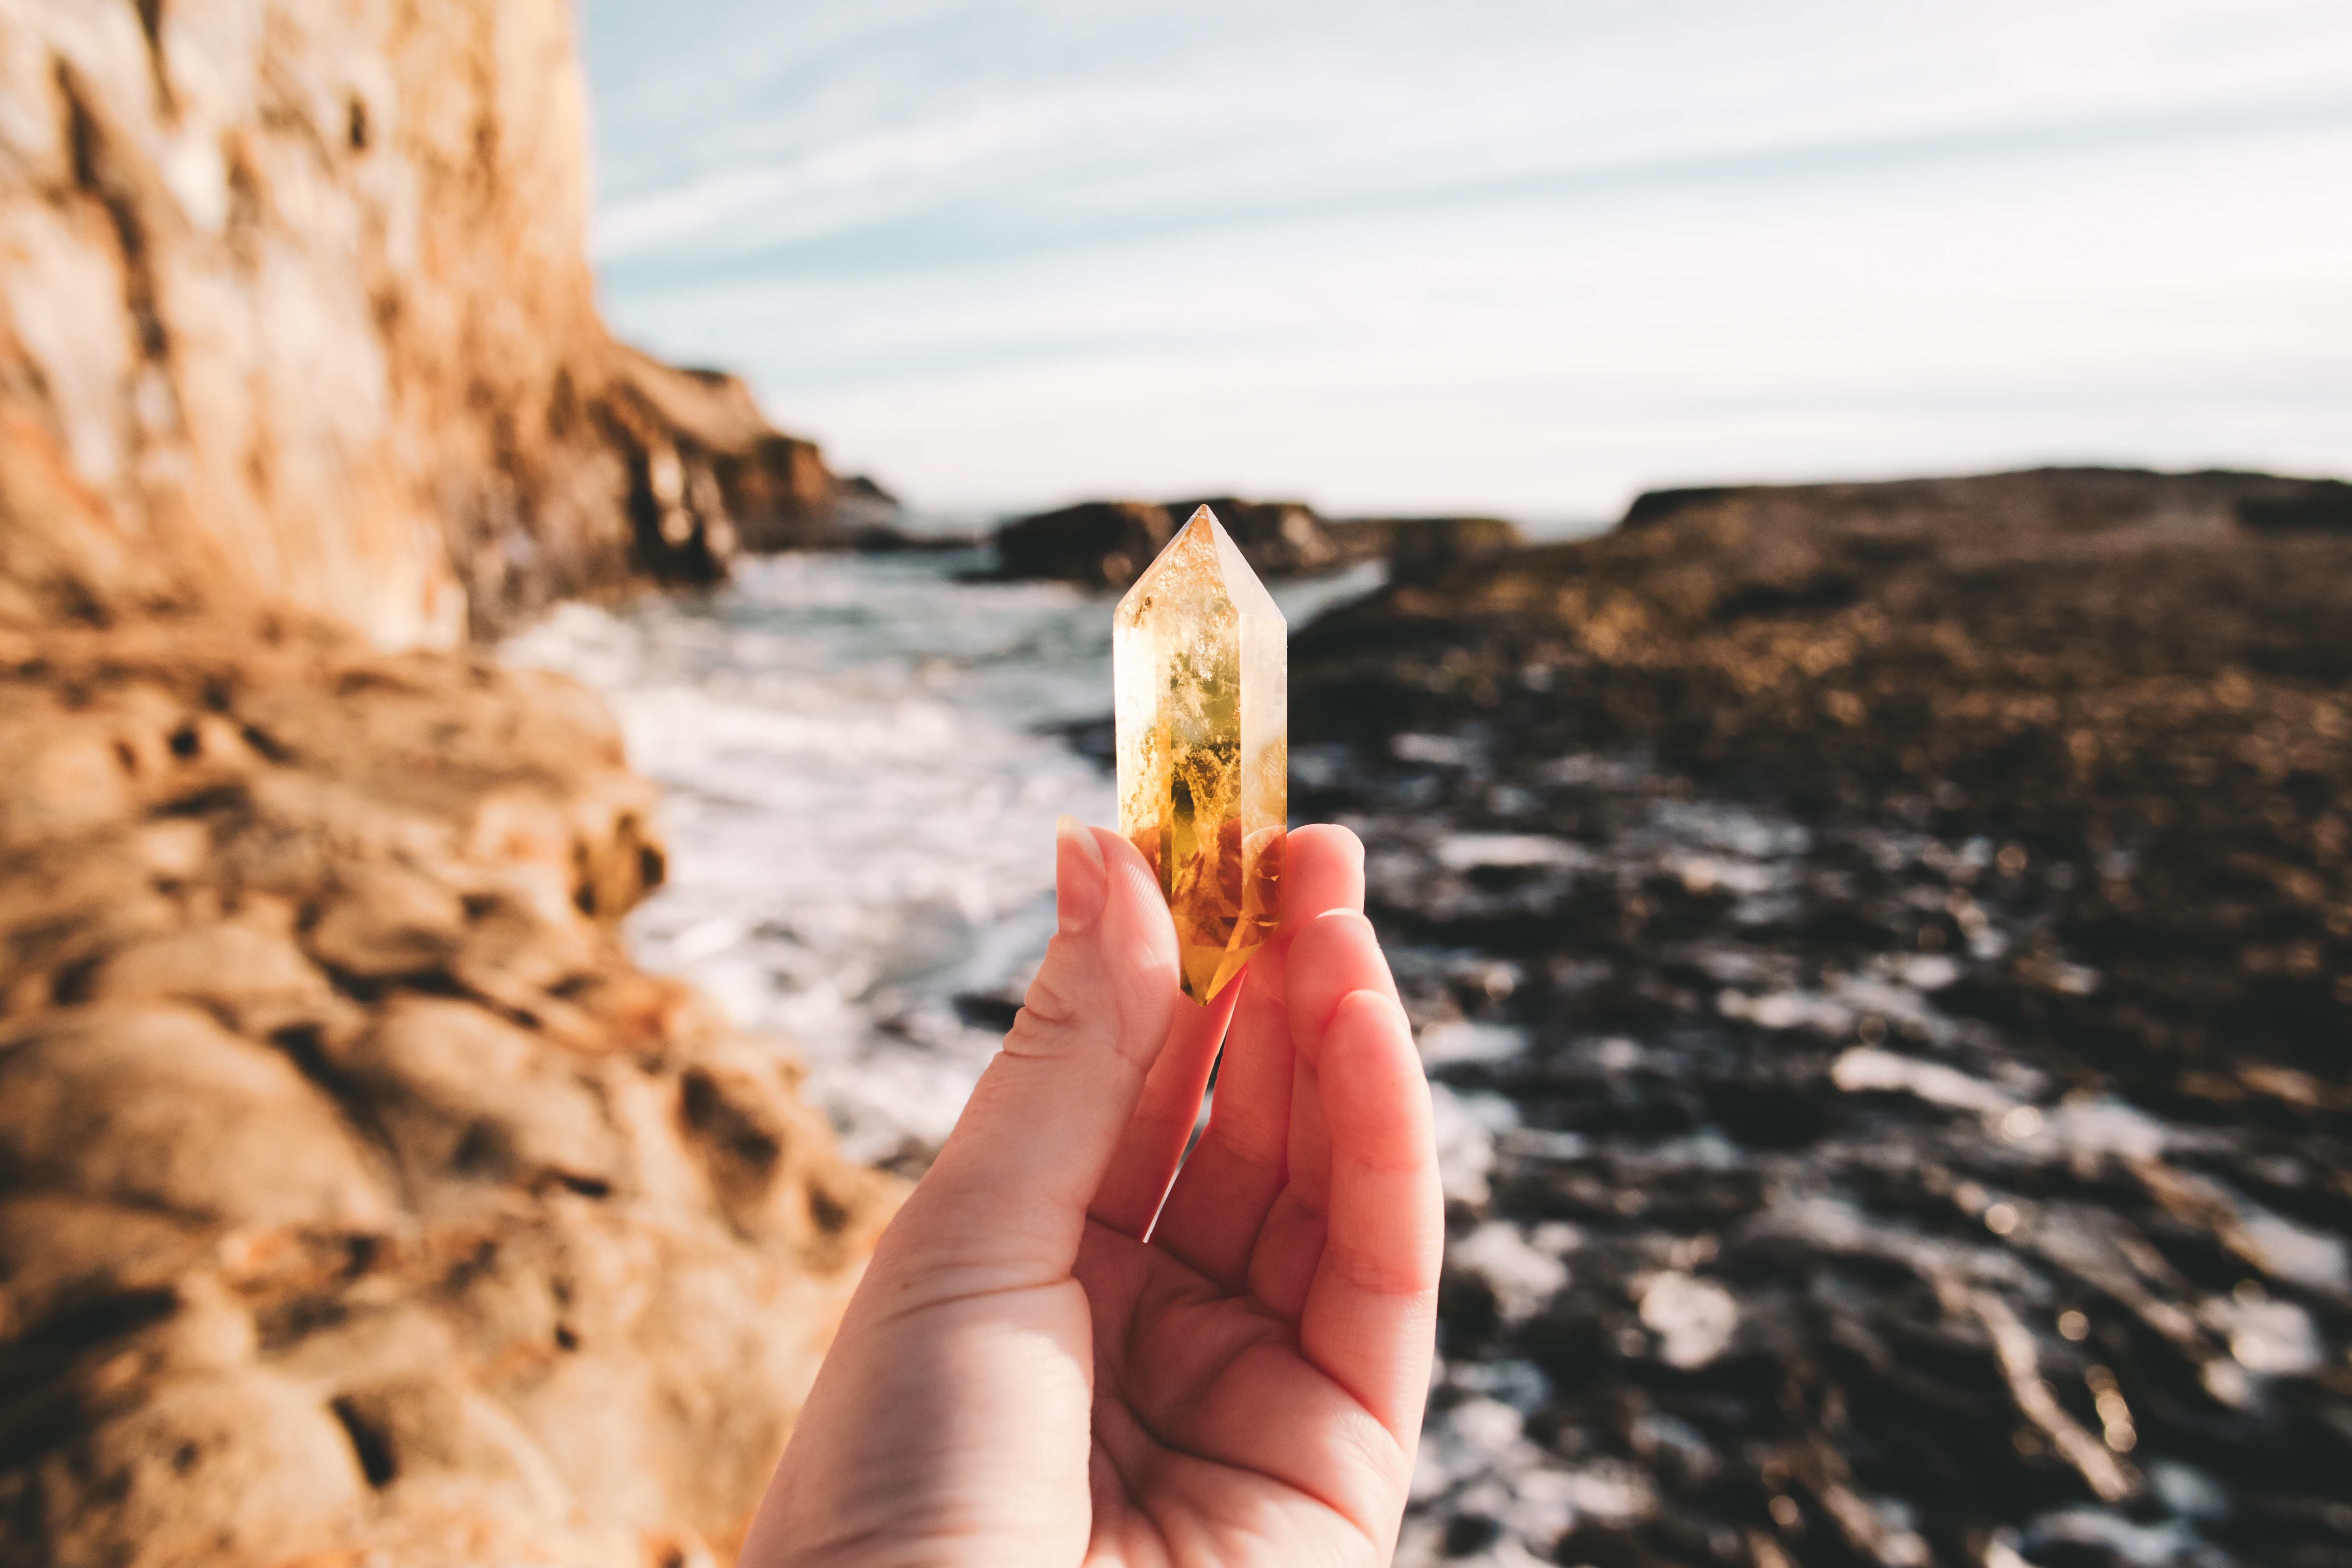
[0,0,849,648]
[0,619,897,1564]
[0,4,911,1561]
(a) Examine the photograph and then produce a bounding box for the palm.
[1078,1227,1401,1566]
[746,825,1439,1568]
[1069,826,1438,1565]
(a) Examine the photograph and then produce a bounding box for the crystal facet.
[1114,505,1288,1003]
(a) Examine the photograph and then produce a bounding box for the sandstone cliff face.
[0,0,842,648]
[0,621,897,1564]
[0,5,913,1560]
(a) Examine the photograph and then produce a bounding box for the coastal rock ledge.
[0,616,898,1566]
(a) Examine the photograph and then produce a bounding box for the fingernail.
[1055,814,1108,934]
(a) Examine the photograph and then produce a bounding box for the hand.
[742,820,1442,1566]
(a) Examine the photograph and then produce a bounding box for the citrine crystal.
[1114,505,1288,1002]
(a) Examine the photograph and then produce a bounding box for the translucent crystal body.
[1114,506,1288,1002]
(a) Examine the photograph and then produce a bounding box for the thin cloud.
[581,0,2352,516]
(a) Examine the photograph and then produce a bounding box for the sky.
[578,0,2352,526]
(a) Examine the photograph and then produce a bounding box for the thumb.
[880,816,1179,1290]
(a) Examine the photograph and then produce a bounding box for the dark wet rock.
[1279,466,2351,1568]
[990,499,1177,588]
[1612,466,2342,539]
[1381,516,1526,577]
[2235,480,2352,535]
[847,524,986,553]
[986,493,1522,588]
[1163,496,1348,577]
[1298,465,2352,1096]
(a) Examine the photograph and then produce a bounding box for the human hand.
[742,820,1441,1566]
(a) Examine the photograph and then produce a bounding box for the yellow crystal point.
[1114,506,1288,1002]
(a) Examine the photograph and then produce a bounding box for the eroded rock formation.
[0,618,896,1564]
[987,493,1517,589]
[0,0,850,648]
[0,5,916,1562]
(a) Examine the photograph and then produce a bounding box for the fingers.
[1150,826,1366,1288]
[1276,822,1368,927]
[880,818,1178,1295]
[1141,963,1293,1286]
[1297,987,1442,1442]
[1086,979,1241,1239]
[1245,909,1408,1321]
[1283,906,1404,1062]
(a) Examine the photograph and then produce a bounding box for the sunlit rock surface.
[0,0,847,648]
[0,619,897,1565]
[0,5,909,1561]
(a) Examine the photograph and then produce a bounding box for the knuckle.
[1003,972,1083,1054]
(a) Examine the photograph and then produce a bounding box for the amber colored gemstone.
[1114,506,1288,1002]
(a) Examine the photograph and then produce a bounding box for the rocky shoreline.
[7,446,2348,1565]
[1281,468,2352,1567]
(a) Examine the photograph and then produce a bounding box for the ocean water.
[503,552,1380,1163]
[507,558,2347,1561]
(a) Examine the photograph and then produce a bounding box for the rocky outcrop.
[1161,496,1347,578]
[991,499,1179,588]
[1282,465,2352,1565]
[1365,515,1522,577]
[1616,465,2352,538]
[0,0,860,648]
[989,495,1350,588]
[986,495,1514,589]
[0,617,897,1565]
